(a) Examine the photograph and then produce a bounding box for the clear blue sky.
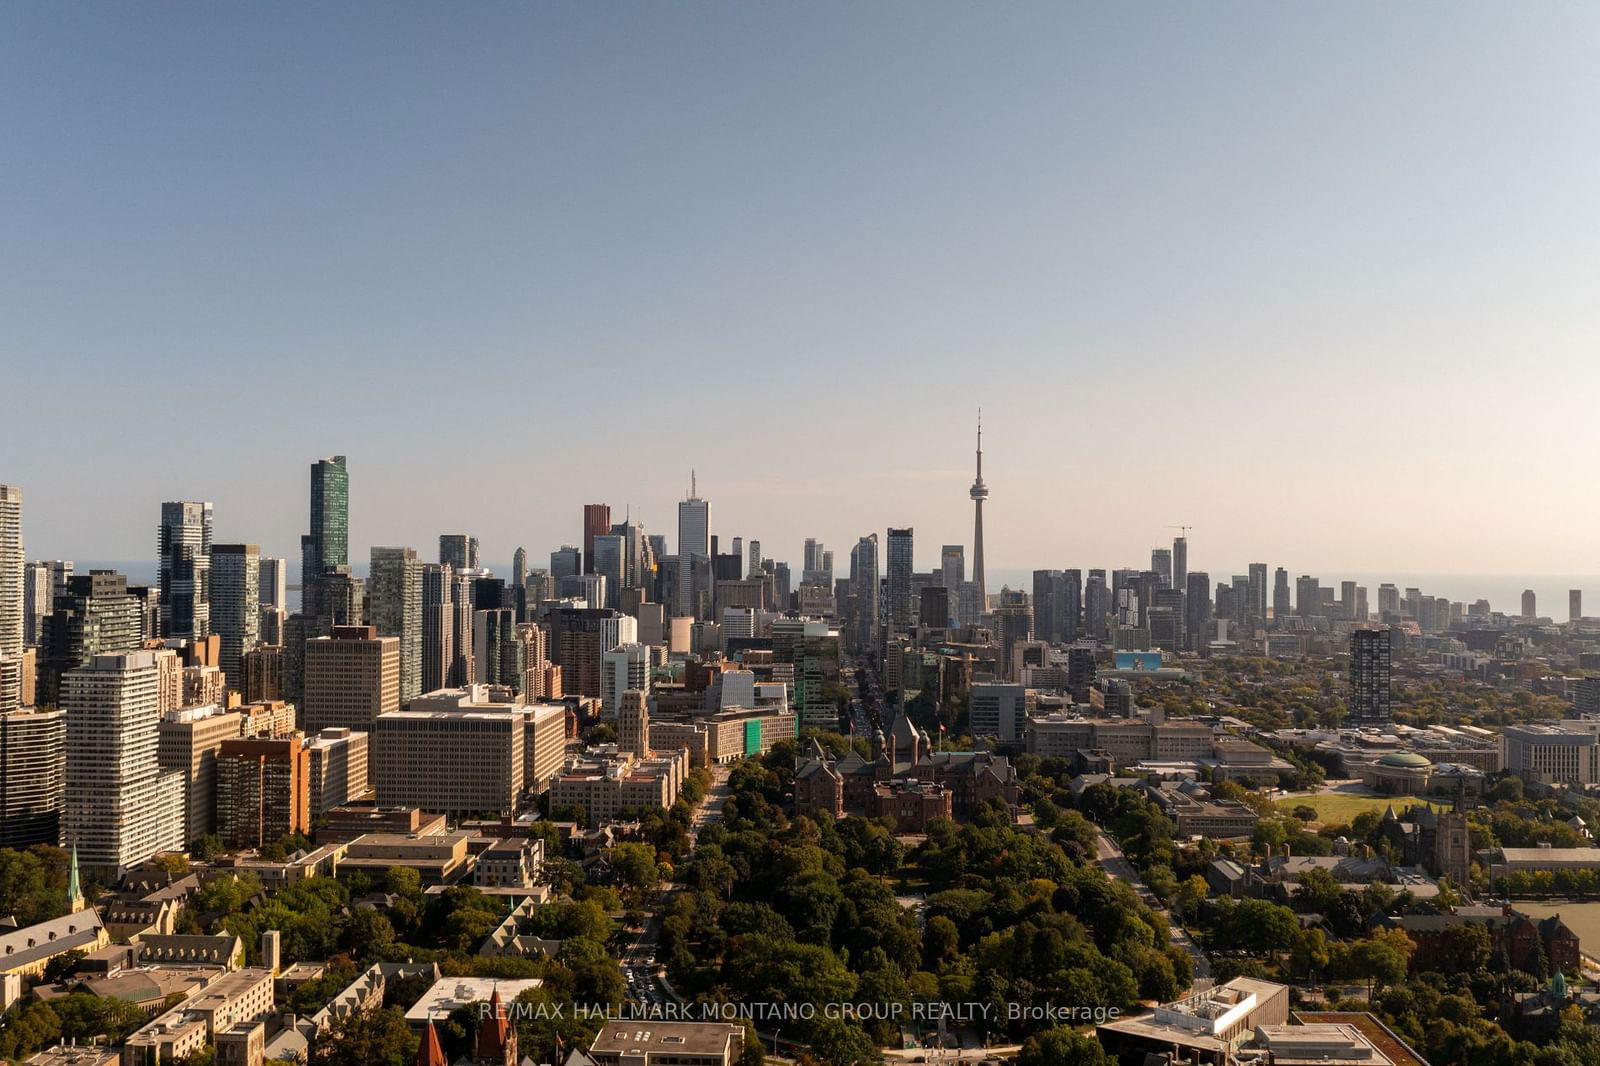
[4,3,1599,579]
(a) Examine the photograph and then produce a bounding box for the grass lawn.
[1275,791,1446,826]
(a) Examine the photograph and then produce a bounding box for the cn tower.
[970,410,988,616]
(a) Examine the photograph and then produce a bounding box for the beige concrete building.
[524,700,567,794]
[373,687,527,818]
[157,705,244,844]
[304,727,369,816]
[586,1021,745,1066]
[121,967,274,1066]
[236,699,295,738]
[549,746,689,828]
[301,625,398,734]
[1505,721,1600,787]
[650,705,797,766]
[338,831,474,885]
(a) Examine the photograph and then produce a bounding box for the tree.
[1296,867,1343,914]
[608,843,662,890]
[803,1016,882,1066]
[1019,1027,1107,1066]
[1173,875,1208,922]
[342,907,396,962]
[309,1006,418,1066]
[1346,929,1414,997]
[1291,928,1331,982]
[1426,922,1491,975]
[190,834,226,861]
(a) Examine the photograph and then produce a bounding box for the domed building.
[1363,751,1433,795]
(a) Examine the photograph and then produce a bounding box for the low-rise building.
[585,1020,745,1066]
[473,838,543,889]
[648,705,797,766]
[337,832,475,885]
[0,908,108,979]
[548,747,689,828]
[120,967,275,1066]
[1097,978,1291,1063]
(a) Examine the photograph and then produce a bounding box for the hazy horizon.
[6,4,1600,574]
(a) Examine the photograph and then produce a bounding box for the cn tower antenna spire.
[969,407,988,618]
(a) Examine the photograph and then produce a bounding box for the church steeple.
[416,1019,447,1066]
[66,843,83,914]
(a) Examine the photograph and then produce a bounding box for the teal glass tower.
[300,456,348,616]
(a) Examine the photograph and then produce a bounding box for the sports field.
[1275,791,1445,826]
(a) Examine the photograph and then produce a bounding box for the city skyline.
[6,4,1600,575]
[5,449,1600,611]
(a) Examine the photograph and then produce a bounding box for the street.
[1094,829,1212,982]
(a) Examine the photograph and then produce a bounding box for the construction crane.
[1167,524,1193,537]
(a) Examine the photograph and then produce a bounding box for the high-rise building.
[259,557,287,612]
[1247,563,1268,623]
[1185,572,1211,651]
[157,705,244,845]
[886,528,914,632]
[301,626,400,734]
[300,456,349,619]
[1272,568,1291,621]
[0,487,20,663]
[304,727,370,817]
[420,563,456,694]
[582,504,612,575]
[372,686,547,817]
[0,708,64,847]
[22,563,50,651]
[473,608,523,689]
[157,501,212,640]
[448,569,475,685]
[39,571,144,706]
[919,586,950,632]
[747,540,762,579]
[1572,589,1583,623]
[438,534,478,572]
[1377,583,1401,618]
[1172,536,1188,592]
[1032,570,1062,644]
[0,486,21,715]
[512,547,528,592]
[591,535,625,608]
[619,688,649,760]
[1150,548,1172,589]
[1296,575,1323,618]
[850,535,879,650]
[63,651,185,880]
[548,608,637,697]
[1523,589,1537,621]
[550,546,581,581]
[369,547,423,701]
[969,682,1026,742]
[969,415,988,614]
[1348,628,1392,726]
[1084,570,1109,641]
[216,736,309,850]
[676,476,710,618]
[940,546,965,594]
[602,643,651,719]
[211,544,260,691]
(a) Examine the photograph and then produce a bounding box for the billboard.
[1114,651,1163,671]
